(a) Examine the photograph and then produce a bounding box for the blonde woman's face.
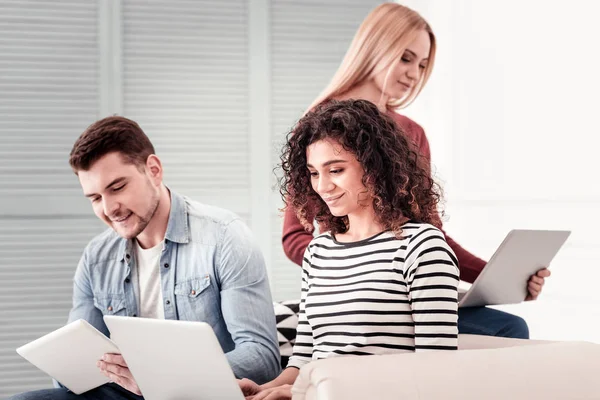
[373,29,431,100]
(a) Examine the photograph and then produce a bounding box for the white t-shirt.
[132,239,165,319]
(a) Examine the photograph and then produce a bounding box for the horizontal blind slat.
[123,0,251,217]
[268,0,383,300]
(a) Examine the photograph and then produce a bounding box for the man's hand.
[247,384,292,400]
[97,353,142,396]
[525,268,551,301]
[239,378,261,397]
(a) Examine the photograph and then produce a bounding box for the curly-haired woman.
[282,2,546,342]
[241,99,459,400]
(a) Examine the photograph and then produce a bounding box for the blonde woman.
[282,2,550,341]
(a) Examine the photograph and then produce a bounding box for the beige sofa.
[292,334,600,400]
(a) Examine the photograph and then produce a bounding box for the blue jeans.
[458,306,529,339]
[8,383,143,400]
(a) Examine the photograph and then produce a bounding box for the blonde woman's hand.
[525,268,551,301]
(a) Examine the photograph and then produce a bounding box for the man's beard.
[118,183,161,240]
[122,197,159,240]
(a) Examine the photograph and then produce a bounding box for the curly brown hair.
[279,99,443,236]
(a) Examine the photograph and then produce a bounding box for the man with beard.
[10,116,280,400]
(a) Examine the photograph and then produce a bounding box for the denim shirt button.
[107,306,113,311]
[191,290,196,295]
[164,263,169,269]
[126,254,131,259]
[125,278,130,283]
[166,300,171,305]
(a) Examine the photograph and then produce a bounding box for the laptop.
[103,316,244,400]
[458,229,571,308]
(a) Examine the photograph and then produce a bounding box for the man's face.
[78,152,160,239]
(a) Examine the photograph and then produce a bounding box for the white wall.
[401,0,600,343]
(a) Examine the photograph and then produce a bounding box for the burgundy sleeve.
[405,117,487,284]
[442,231,486,284]
[282,206,314,267]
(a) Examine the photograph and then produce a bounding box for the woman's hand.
[246,384,293,400]
[525,268,551,301]
[239,378,262,397]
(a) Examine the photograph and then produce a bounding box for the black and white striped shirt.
[287,222,459,370]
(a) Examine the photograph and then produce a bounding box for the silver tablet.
[16,319,120,394]
[459,229,571,308]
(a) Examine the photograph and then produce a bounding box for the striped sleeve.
[404,226,459,351]
[286,247,314,369]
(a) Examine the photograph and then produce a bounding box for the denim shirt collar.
[164,190,190,244]
[118,189,189,263]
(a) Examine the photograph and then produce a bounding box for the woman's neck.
[335,80,389,112]
[336,208,386,243]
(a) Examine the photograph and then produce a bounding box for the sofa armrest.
[292,341,600,400]
[458,333,550,349]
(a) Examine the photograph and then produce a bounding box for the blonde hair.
[308,3,436,112]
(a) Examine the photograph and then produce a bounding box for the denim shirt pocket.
[174,275,218,323]
[93,296,127,316]
[174,276,211,298]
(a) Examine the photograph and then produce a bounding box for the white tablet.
[104,316,244,400]
[458,229,570,308]
[16,319,120,395]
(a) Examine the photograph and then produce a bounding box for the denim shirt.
[68,190,281,384]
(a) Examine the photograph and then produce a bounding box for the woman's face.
[373,29,431,99]
[306,138,371,218]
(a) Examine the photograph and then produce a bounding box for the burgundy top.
[281,110,486,284]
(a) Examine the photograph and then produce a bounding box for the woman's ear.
[145,154,163,185]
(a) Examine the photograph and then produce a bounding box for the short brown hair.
[69,116,155,173]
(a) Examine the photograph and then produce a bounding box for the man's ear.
[145,154,163,185]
